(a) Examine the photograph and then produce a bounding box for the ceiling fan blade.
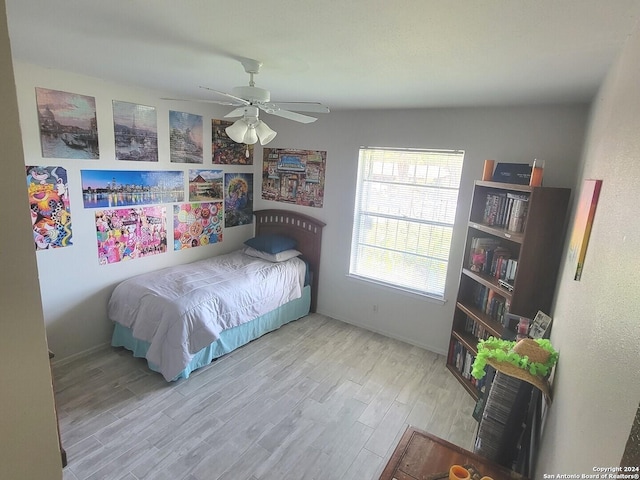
[265,108,318,124]
[265,102,330,114]
[224,107,246,118]
[199,86,249,105]
[162,97,240,106]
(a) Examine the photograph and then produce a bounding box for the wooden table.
[379,426,526,480]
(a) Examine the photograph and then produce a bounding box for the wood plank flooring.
[54,314,477,480]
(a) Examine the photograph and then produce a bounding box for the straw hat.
[472,337,559,400]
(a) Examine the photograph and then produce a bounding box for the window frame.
[348,146,464,300]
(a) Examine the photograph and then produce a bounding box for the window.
[349,147,464,299]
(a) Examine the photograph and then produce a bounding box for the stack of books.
[482,192,529,233]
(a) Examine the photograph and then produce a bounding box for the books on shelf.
[469,237,519,285]
[464,315,492,341]
[482,192,529,233]
[448,339,487,390]
[507,194,529,233]
[474,284,509,324]
[469,237,501,273]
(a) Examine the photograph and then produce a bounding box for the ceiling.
[5,0,640,111]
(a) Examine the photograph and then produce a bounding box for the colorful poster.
[212,119,253,164]
[81,170,184,208]
[26,166,73,250]
[169,111,203,163]
[173,202,223,250]
[262,148,326,207]
[95,206,167,264]
[35,87,99,159]
[113,101,158,162]
[188,169,223,202]
[224,173,253,227]
[568,179,603,281]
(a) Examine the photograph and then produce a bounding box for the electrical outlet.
[372,304,378,313]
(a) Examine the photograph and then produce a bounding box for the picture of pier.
[113,101,158,162]
[36,87,99,159]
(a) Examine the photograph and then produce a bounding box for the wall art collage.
[27,87,260,264]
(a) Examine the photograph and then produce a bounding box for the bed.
[109,209,325,381]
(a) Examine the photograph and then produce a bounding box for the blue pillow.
[244,234,297,254]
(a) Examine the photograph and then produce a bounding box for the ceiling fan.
[169,58,330,145]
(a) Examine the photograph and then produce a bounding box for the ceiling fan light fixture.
[225,119,249,143]
[255,120,277,145]
[244,124,258,144]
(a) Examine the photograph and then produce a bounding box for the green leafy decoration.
[471,337,559,380]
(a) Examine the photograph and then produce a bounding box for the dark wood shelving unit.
[446,180,570,399]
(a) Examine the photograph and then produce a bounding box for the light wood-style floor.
[55,314,477,480]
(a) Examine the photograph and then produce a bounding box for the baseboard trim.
[50,341,112,366]
[315,308,448,357]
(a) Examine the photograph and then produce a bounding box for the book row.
[447,339,489,393]
[473,284,510,324]
[482,192,529,233]
[464,315,493,341]
[468,236,518,285]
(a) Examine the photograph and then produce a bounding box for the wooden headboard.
[254,209,326,312]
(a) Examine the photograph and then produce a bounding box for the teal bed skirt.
[111,285,311,381]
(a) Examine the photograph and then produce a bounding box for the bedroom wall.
[535,16,640,473]
[13,62,588,360]
[13,63,256,358]
[0,2,63,478]
[282,106,588,355]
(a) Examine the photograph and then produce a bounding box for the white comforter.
[108,250,306,380]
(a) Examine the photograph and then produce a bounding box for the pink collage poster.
[95,206,167,264]
[173,202,223,250]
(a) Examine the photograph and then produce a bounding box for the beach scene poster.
[169,110,203,164]
[35,87,99,159]
[81,169,184,208]
[173,202,223,250]
[113,101,158,162]
[26,165,73,250]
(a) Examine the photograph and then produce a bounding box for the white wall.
[313,106,588,354]
[14,62,589,360]
[14,63,256,358]
[536,18,640,474]
[0,2,63,478]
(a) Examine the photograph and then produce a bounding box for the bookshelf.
[447,180,570,399]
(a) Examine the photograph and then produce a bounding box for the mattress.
[112,285,311,380]
[108,249,307,380]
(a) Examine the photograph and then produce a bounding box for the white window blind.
[349,147,464,299]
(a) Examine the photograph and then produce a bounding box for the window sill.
[346,274,447,305]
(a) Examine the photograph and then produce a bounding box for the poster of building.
[113,101,158,161]
[35,87,99,159]
[262,148,326,208]
[188,169,223,202]
[224,173,253,227]
[95,206,167,264]
[212,119,253,164]
[26,166,73,250]
[173,202,223,250]
[169,110,203,163]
